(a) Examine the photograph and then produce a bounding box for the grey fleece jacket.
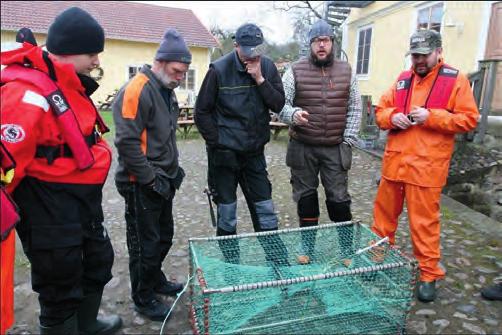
[112,65,180,184]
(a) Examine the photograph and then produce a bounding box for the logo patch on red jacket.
[1,124,25,143]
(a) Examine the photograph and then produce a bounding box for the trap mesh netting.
[188,222,418,335]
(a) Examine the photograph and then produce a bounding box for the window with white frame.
[356,26,372,75]
[179,69,195,91]
[417,3,443,32]
[128,65,142,79]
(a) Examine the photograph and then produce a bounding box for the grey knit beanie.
[308,20,334,43]
[155,29,192,64]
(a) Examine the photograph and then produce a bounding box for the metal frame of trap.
[188,221,419,335]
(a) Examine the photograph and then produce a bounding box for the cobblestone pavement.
[9,138,502,334]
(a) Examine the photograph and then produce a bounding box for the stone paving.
[8,137,502,334]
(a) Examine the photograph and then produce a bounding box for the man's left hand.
[409,106,430,124]
[245,57,264,85]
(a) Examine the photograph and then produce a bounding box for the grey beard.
[310,50,334,67]
[154,70,179,89]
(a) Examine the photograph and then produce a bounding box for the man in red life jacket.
[1,8,121,334]
[371,30,479,302]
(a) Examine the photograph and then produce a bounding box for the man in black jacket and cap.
[195,23,287,264]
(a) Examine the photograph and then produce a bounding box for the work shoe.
[154,280,183,296]
[134,298,171,322]
[417,280,437,302]
[480,282,502,301]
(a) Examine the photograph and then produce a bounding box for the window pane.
[417,8,429,25]
[363,58,369,75]
[357,45,364,64]
[186,69,195,90]
[356,27,372,75]
[430,22,441,32]
[431,4,443,23]
[358,30,365,48]
[417,22,428,30]
[363,40,370,63]
[365,28,372,45]
[356,59,362,74]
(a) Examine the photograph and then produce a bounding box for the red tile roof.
[1,1,219,48]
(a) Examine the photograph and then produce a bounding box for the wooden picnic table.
[176,107,289,140]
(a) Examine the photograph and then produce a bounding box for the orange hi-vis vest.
[395,64,459,114]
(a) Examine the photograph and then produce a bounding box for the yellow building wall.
[344,1,487,103]
[1,31,210,105]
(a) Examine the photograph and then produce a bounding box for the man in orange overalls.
[372,30,479,302]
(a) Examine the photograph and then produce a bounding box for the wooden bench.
[269,121,289,139]
[177,119,195,139]
[176,117,289,140]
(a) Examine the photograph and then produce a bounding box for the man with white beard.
[112,29,190,321]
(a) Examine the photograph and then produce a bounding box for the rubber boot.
[298,193,320,264]
[326,200,354,258]
[417,280,437,303]
[77,290,122,335]
[40,313,78,335]
[217,227,240,264]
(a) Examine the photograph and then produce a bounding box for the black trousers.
[207,147,288,266]
[116,182,174,305]
[14,177,114,326]
[207,147,277,233]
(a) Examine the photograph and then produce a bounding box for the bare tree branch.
[273,1,322,18]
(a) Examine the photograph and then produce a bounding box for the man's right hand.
[391,113,413,130]
[293,110,309,125]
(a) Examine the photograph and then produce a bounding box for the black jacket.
[195,50,285,152]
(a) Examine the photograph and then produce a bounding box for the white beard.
[155,70,179,89]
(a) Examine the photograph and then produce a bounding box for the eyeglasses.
[312,37,332,46]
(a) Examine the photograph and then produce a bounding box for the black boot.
[40,313,78,335]
[326,200,354,258]
[77,290,122,335]
[298,193,320,263]
[481,282,502,301]
[417,280,437,302]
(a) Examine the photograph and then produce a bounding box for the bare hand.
[293,110,309,125]
[409,106,429,124]
[391,113,413,129]
[245,57,264,84]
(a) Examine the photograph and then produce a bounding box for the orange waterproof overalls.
[372,59,479,282]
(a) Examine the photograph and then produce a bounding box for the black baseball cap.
[234,23,265,58]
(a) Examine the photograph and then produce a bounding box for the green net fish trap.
[188,221,418,335]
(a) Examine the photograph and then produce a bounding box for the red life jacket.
[1,65,108,170]
[0,143,19,242]
[395,64,459,114]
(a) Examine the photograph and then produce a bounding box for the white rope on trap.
[160,274,194,335]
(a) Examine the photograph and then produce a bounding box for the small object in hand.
[342,259,352,267]
[407,114,417,125]
[296,255,311,265]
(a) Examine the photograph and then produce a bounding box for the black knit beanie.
[155,29,192,64]
[46,7,104,55]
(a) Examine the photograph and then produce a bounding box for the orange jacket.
[0,231,15,334]
[376,59,479,187]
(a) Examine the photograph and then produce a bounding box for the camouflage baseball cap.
[406,29,442,55]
